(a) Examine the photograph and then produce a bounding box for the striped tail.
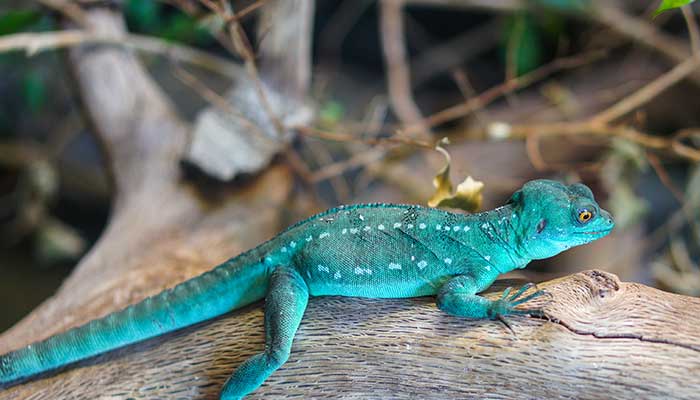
[0,254,272,386]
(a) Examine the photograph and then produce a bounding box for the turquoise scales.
[0,180,614,399]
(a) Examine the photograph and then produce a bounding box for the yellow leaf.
[427,146,453,207]
[427,143,484,212]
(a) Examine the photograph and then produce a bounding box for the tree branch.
[3,271,699,399]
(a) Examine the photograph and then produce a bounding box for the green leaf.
[125,0,162,33]
[654,0,696,16]
[0,10,42,36]
[319,101,344,126]
[159,14,210,44]
[503,13,542,77]
[532,0,591,13]
[22,70,47,113]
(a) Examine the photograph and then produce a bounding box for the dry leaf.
[427,144,484,212]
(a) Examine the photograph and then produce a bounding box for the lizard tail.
[0,253,273,386]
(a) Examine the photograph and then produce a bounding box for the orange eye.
[578,209,593,223]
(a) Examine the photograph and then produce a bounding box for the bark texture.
[2,271,699,399]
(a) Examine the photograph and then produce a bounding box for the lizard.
[0,179,614,399]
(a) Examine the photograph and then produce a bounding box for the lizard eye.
[577,209,593,223]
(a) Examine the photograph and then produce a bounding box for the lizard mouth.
[575,229,613,236]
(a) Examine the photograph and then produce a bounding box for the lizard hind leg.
[220,266,309,400]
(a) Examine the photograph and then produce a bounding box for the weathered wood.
[2,270,699,399]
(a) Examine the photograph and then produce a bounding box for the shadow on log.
[1,270,699,399]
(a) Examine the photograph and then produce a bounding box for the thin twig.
[217,0,286,136]
[593,4,700,86]
[682,5,700,56]
[310,148,386,183]
[224,0,268,24]
[647,152,685,203]
[295,125,434,149]
[0,30,243,78]
[403,50,606,135]
[379,0,430,139]
[591,55,700,125]
[411,20,501,87]
[304,141,352,202]
[38,0,87,26]
[172,65,271,143]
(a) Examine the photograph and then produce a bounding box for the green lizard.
[0,179,613,399]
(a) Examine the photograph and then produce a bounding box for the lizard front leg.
[220,266,309,400]
[436,274,544,319]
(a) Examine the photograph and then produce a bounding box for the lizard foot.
[489,282,547,319]
[490,283,548,334]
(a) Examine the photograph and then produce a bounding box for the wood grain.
[2,270,699,399]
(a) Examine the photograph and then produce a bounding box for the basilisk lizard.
[0,179,614,398]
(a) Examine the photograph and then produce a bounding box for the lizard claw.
[496,314,516,335]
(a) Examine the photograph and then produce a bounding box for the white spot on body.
[444,226,450,231]
[417,260,428,269]
[281,247,288,253]
[319,232,330,239]
[407,224,414,229]
[485,265,491,271]
[359,214,365,221]
[354,267,373,275]
[350,228,359,234]
[393,222,402,228]
[342,228,348,234]
[436,224,442,230]
[290,241,297,248]
[444,258,453,265]
[363,226,371,232]
[378,224,385,230]
[306,235,313,242]
[453,226,461,232]
[388,263,402,270]
[481,223,489,229]
[317,265,330,273]
[334,271,342,279]
[484,256,491,261]
[464,226,471,232]
[419,223,427,229]
[411,255,415,261]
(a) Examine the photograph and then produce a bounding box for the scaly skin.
[0,179,614,399]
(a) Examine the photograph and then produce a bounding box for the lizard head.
[509,179,614,260]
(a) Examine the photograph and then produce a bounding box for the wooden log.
[2,270,699,399]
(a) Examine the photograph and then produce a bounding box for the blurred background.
[0,0,699,332]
